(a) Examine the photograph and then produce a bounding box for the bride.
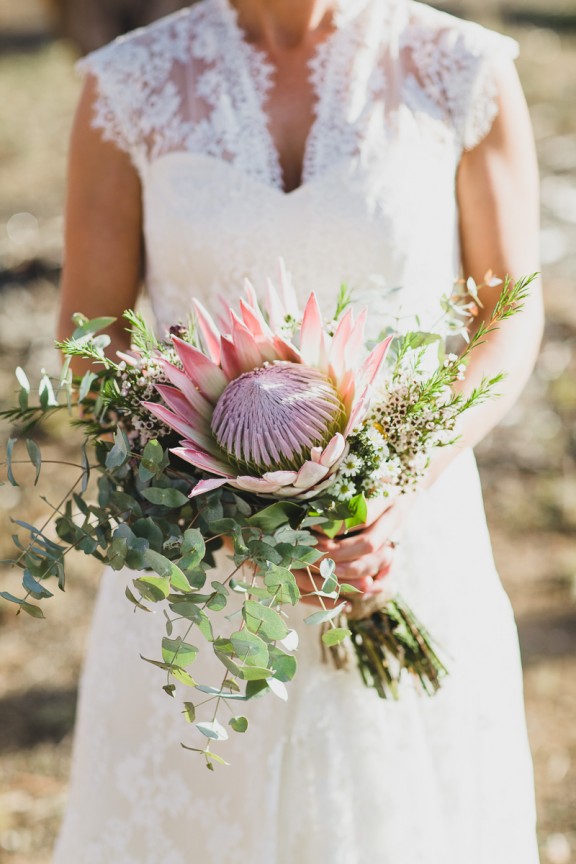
[54,0,543,861]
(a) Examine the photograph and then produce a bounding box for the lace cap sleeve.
[457,27,519,152]
[76,39,148,169]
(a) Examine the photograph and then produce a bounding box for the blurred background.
[0,0,574,861]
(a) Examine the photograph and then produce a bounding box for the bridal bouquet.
[1,264,533,766]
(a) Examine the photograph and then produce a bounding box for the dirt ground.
[0,1,575,862]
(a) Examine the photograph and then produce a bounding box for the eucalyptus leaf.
[196,720,229,741]
[267,677,288,701]
[321,627,352,647]
[6,438,18,486]
[22,569,53,600]
[264,566,300,605]
[125,586,151,612]
[133,574,170,602]
[0,592,45,618]
[230,629,269,667]
[239,665,273,681]
[162,636,198,668]
[229,716,248,733]
[142,549,189,592]
[304,602,347,626]
[105,429,130,470]
[141,487,189,508]
[183,702,196,724]
[242,600,289,641]
[247,501,301,531]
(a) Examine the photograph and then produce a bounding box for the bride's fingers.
[331,544,396,581]
[315,513,401,563]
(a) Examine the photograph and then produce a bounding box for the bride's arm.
[305,59,543,595]
[57,77,143,369]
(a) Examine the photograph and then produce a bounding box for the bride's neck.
[229,0,337,49]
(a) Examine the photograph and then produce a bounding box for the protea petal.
[172,336,229,402]
[356,335,393,392]
[294,460,330,489]
[262,470,298,486]
[328,308,354,381]
[344,387,372,436]
[144,402,223,456]
[319,433,346,467]
[235,475,283,494]
[154,384,211,433]
[116,350,140,367]
[273,336,302,363]
[171,445,233,477]
[265,277,286,331]
[299,292,324,367]
[344,308,368,371]
[159,360,213,420]
[189,477,229,498]
[231,319,269,371]
[278,258,299,319]
[310,446,323,464]
[239,298,273,340]
[193,299,222,364]
[242,278,259,311]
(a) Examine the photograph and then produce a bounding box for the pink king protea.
[142,263,392,499]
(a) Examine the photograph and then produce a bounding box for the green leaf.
[183,702,196,723]
[0,592,45,618]
[338,583,363,595]
[264,566,300,605]
[142,549,189,592]
[162,636,198,667]
[22,570,53,600]
[25,439,42,485]
[319,558,338,596]
[243,600,289,641]
[196,720,229,741]
[239,665,273,681]
[38,373,58,408]
[108,536,128,571]
[229,716,248,733]
[344,493,368,532]
[170,602,214,641]
[6,438,18,486]
[248,501,302,531]
[80,444,91,493]
[214,650,242,677]
[16,367,29,410]
[172,668,196,687]
[268,646,297,682]
[105,429,130,470]
[304,602,347,626]
[72,315,116,340]
[141,487,189,508]
[163,684,176,697]
[207,592,227,612]
[139,441,169,482]
[321,627,352,648]
[125,586,151,612]
[230,629,269,667]
[78,371,97,402]
[133,574,170,602]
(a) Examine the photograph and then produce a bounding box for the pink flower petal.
[294,460,329,489]
[219,335,243,380]
[278,259,299,319]
[144,402,222,455]
[310,446,323,463]
[273,336,302,363]
[171,445,233,477]
[239,298,272,339]
[171,336,229,402]
[235,475,283,494]
[116,350,140,367]
[159,360,213,419]
[319,433,346,467]
[328,308,353,381]
[356,335,393,392]
[189,477,229,498]
[231,319,267,371]
[344,387,371,436]
[193,299,222,364]
[299,292,324,367]
[262,470,298,486]
[265,277,285,331]
[154,384,211,433]
[242,278,259,310]
[344,308,367,371]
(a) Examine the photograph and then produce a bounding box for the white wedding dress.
[54,1,540,861]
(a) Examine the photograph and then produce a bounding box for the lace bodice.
[78,0,518,337]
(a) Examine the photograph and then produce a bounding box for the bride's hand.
[294,492,419,607]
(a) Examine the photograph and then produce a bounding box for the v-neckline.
[214,0,344,195]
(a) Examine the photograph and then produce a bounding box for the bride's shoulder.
[401,2,520,150]
[403,1,518,56]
